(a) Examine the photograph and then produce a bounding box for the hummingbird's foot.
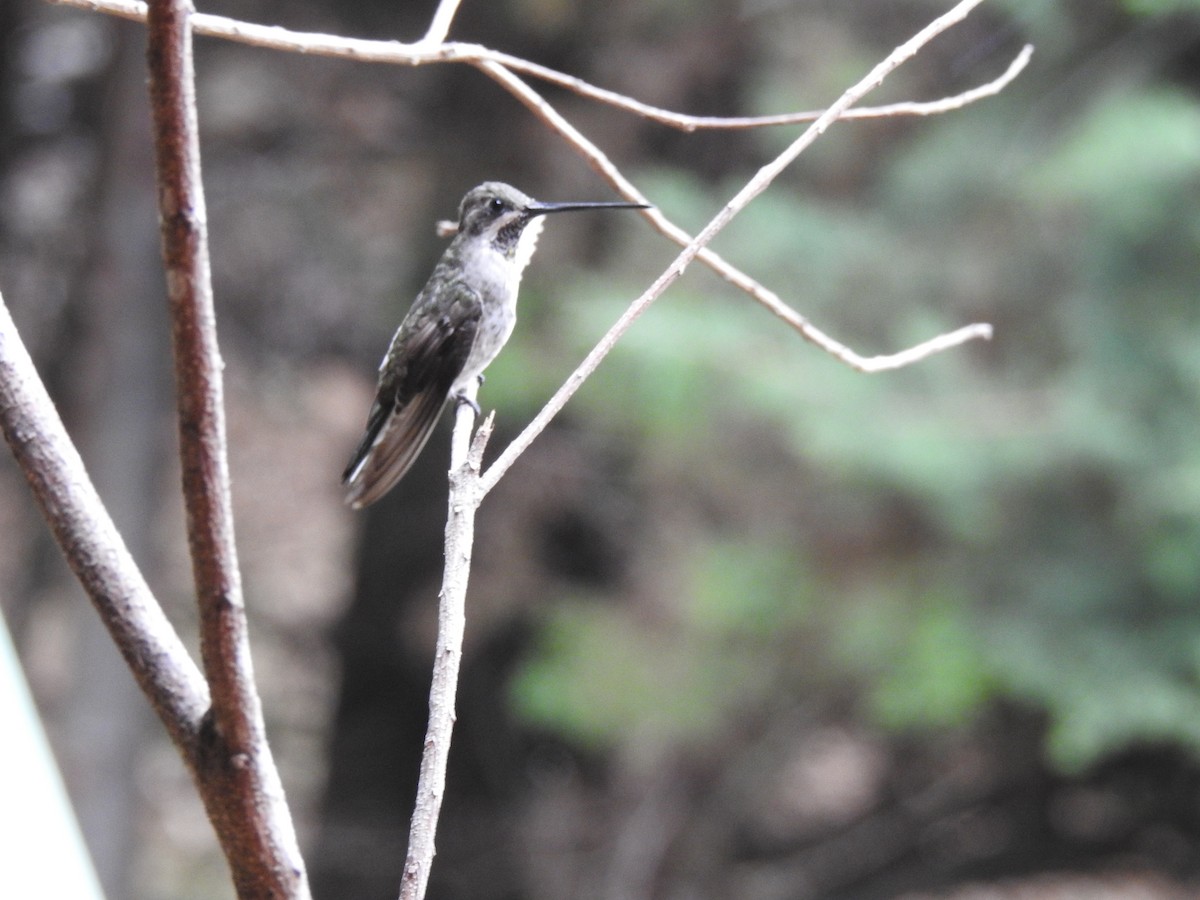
[454,391,482,416]
[476,374,486,386]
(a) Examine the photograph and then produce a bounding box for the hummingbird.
[343,181,648,508]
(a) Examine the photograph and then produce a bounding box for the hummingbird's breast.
[453,240,522,388]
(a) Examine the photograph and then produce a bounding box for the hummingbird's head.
[455,181,650,268]
[456,182,538,257]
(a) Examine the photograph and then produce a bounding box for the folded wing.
[343,284,482,508]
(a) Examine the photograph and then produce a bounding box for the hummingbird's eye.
[488,197,506,215]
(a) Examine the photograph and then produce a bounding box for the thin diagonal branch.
[477,60,984,364]
[0,291,210,750]
[145,0,308,895]
[477,60,996,369]
[478,0,995,496]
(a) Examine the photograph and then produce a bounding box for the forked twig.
[50,0,1023,129]
[399,383,492,900]
[51,0,1014,379]
[411,3,1005,897]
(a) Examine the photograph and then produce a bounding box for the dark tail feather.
[342,389,447,508]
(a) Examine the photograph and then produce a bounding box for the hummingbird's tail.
[342,391,448,508]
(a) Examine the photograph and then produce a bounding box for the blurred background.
[3,0,1200,897]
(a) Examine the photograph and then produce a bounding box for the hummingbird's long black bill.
[526,200,651,216]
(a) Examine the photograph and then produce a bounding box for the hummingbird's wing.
[342,284,483,508]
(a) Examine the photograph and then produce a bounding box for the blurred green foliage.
[1123,0,1200,14]
[508,1,1200,773]
[512,538,807,748]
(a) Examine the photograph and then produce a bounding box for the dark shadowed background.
[4,0,1200,897]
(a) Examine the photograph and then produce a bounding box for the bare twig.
[421,0,463,46]
[399,387,492,900]
[145,0,308,895]
[477,59,1000,367]
[482,41,1031,132]
[48,0,1025,131]
[478,0,996,495]
[0,290,210,750]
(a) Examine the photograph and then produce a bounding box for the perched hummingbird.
[343,181,648,508]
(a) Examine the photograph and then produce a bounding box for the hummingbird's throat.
[507,216,544,273]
